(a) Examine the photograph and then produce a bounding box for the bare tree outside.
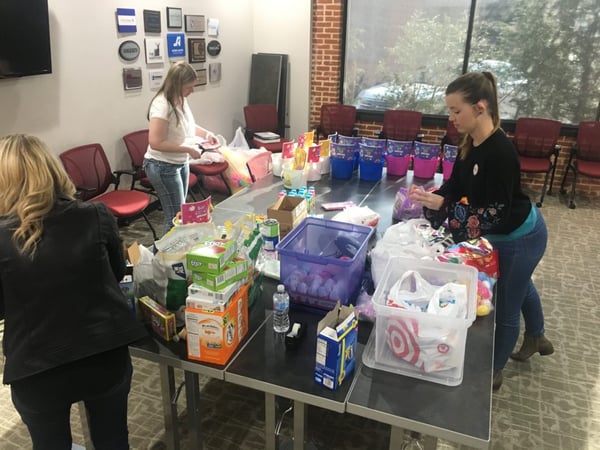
[344,0,600,124]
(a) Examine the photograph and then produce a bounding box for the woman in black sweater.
[0,134,148,449]
[410,72,554,391]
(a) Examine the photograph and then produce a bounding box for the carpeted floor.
[1,183,599,450]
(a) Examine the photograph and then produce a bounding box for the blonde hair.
[147,61,198,126]
[0,134,76,256]
[446,71,500,160]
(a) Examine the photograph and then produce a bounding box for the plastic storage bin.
[359,160,384,181]
[277,217,374,313]
[366,256,478,386]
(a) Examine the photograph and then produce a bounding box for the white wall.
[0,0,311,172]
[252,1,312,141]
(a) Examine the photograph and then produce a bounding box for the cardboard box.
[185,283,249,365]
[186,238,237,274]
[267,196,308,238]
[138,296,177,341]
[314,301,358,390]
[190,256,249,291]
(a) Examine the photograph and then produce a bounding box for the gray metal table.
[346,314,495,449]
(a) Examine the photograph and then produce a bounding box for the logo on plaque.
[207,40,221,56]
[118,40,140,62]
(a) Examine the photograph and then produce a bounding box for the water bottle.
[273,284,290,333]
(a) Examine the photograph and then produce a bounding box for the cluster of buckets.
[329,134,458,182]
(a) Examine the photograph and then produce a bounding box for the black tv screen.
[0,0,52,78]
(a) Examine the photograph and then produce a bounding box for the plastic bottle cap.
[277,284,285,292]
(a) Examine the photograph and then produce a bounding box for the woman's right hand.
[184,145,203,160]
[408,185,444,210]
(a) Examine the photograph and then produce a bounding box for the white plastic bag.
[370,219,444,287]
[230,126,250,150]
[387,270,435,311]
[332,205,380,227]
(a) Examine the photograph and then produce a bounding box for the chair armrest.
[74,186,96,200]
[552,144,561,158]
[113,169,135,190]
[375,130,384,139]
[416,133,425,142]
[352,127,359,137]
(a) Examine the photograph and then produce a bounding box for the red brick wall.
[309,0,600,198]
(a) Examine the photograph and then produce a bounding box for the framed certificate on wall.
[166,7,182,28]
[185,14,205,33]
[188,38,205,63]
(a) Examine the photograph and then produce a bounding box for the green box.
[191,257,249,291]
[186,238,237,274]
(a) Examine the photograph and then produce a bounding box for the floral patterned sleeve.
[445,200,505,242]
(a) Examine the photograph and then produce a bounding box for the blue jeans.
[11,348,133,450]
[488,209,548,371]
[143,158,189,234]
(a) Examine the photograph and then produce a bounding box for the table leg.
[159,364,180,450]
[293,400,306,450]
[76,401,94,450]
[184,370,202,450]
[265,392,276,450]
[389,426,405,449]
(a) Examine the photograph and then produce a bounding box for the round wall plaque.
[207,40,221,56]
[119,40,140,61]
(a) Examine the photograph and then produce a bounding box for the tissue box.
[186,238,237,274]
[314,301,358,390]
[185,283,249,365]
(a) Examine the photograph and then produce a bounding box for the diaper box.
[314,301,358,390]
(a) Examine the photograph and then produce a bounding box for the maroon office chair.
[189,159,231,198]
[122,129,199,201]
[316,104,358,139]
[243,104,285,153]
[559,121,600,209]
[377,110,423,141]
[60,143,158,241]
[512,117,562,207]
[245,151,273,182]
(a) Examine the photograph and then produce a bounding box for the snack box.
[186,238,237,275]
[190,256,249,291]
[185,283,249,365]
[314,301,358,390]
[138,296,177,341]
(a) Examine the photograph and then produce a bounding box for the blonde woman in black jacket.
[0,134,148,450]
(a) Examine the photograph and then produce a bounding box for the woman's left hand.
[408,185,444,210]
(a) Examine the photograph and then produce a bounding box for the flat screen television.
[0,0,52,78]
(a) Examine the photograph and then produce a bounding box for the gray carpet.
[1,186,599,450]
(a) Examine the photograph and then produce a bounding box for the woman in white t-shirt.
[143,61,218,234]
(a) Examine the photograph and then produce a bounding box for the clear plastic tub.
[366,256,478,386]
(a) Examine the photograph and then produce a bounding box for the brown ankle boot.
[493,370,503,391]
[510,334,554,361]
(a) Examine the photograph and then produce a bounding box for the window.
[343,0,600,124]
